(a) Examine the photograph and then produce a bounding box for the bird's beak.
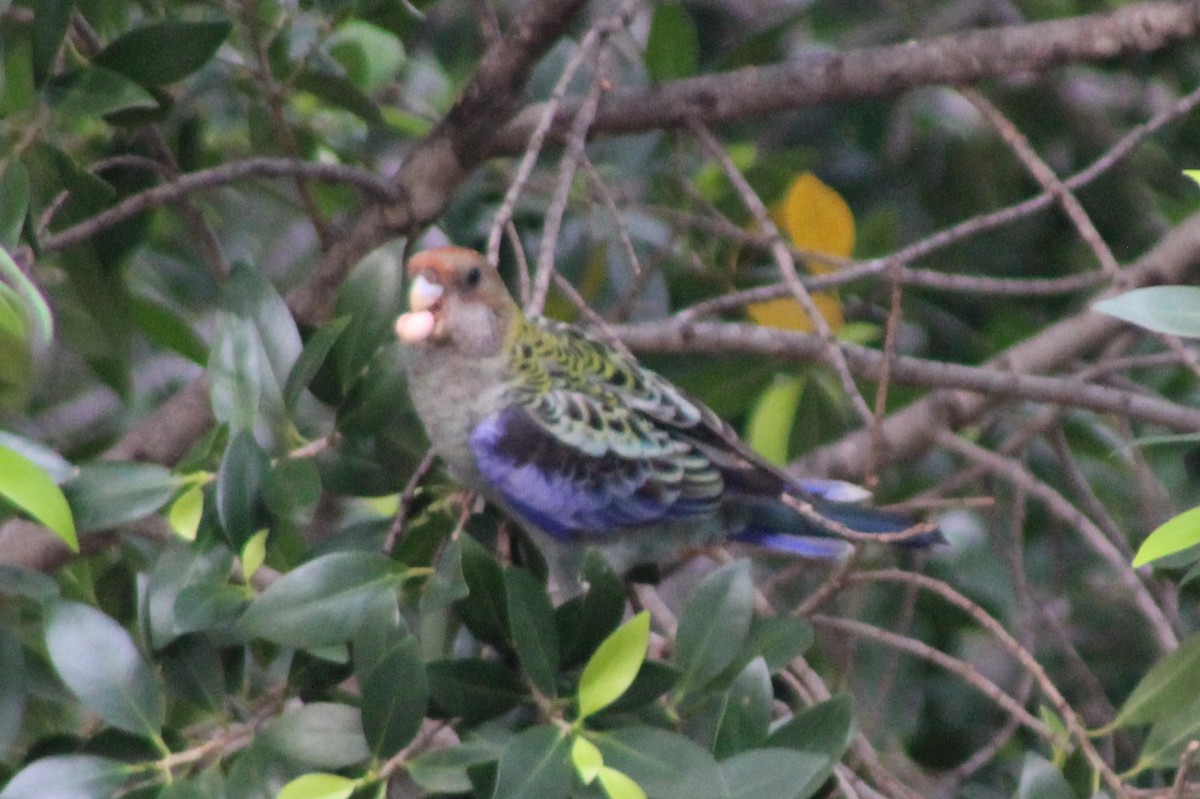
[409,273,444,313]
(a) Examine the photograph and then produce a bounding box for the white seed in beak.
[408,274,444,312]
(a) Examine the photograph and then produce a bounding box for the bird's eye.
[464,266,482,289]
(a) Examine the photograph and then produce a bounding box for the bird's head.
[395,247,518,356]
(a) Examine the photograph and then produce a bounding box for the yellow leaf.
[748,172,853,333]
[776,172,855,266]
[746,293,843,333]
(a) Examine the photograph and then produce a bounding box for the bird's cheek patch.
[395,310,436,343]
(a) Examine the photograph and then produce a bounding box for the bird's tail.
[730,479,942,558]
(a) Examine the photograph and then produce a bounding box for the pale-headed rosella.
[395,246,938,576]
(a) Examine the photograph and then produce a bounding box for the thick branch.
[491,1,1200,153]
[611,320,1200,432]
[284,0,588,325]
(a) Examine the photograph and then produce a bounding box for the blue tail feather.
[730,495,942,558]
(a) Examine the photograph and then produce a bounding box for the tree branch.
[491,1,1200,153]
[284,0,589,325]
[611,319,1200,433]
[793,210,1200,479]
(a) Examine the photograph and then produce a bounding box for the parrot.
[394,246,938,577]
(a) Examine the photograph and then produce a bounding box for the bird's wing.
[468,383,726,541]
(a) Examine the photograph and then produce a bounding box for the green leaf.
[578,611,650,721]
[719,749,830,799]
[1015,753,1075,799]
[330,241,407,393]
[491,725,572,799]
[216,430,269,548]
[62,461,179,533]
[455,535,510,648]
[767,694,855,766]
[146,542,234,649]
[241,528,268,579]
[0,563,59,601]
[335,340,412,435]
[327,20,405,91]
[160,634,225,712]
[30,0,73,86]
[131,295,207,365]
[44,67,159,116]
[238,551,403,649]
[426,658,528,725]
[407,741,499,794]
[210,264,301,435]
[1132,691,1200,773]
[44,600,164,736]
[0,297,32,411]
[265,703,370,769]
[0,243,53,348]
[745,375,804,466]
[602,660,680,714]
[645,2,698,83]
[93,19,233,87]
[0,755,130,799]
[0,626,28,754]
[505,567,559,697]
[597,766,647,799]
[1094,286,1200,339]
[713,657,772,758]
[764,695,853,797]
[294,70,384,125]
[167,485,205,541]
[557,548,626,669]
[1133,504,1200,567]
[0,443,76,550]
[284,316,350,412]
[263,456,321,523]
[276,773,357,799]
[354,603,429,759]
[0,160,29,248]
[593,727,725,799]
[572,735,604,784]
[1111,633,1200,728]
[745,615,814,672]
[418,538,469,659]
[674,561,754,694]
[208,315,267,433]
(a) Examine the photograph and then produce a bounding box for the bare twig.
[689,119,875,425]
[963,87,1120,277]
[934,429,1178,653]
[41,158,396,255]
[811,614,1053,740]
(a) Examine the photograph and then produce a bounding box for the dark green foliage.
[3,1,1200,798]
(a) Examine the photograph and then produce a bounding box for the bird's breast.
[404,344,514,489]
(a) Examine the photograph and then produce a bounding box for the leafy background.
[2,1,1200,798]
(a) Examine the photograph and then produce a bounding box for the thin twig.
[811,614,1053,740]
[529,44,612,313]
[963,87,1120,278]
[384,450,438,556]
[849,568,1128,799]
[41,158,395,255]
[688,119,875,425]
[935,429,1178,653]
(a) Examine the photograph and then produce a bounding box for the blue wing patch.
[469,405,718,541]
